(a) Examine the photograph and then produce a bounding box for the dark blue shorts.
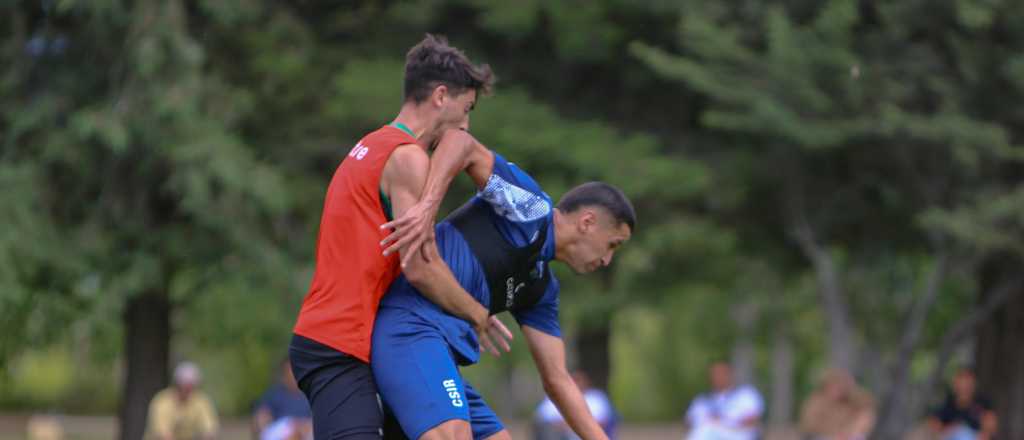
[290,334,407,439]
[371,307,503,440]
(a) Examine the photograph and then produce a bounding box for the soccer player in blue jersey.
[372,130,635,440]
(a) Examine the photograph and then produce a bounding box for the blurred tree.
[3,0,1022,435]
[631,0,1024,436]
[2,1,294,438]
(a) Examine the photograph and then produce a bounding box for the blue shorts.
[372,307,503,440]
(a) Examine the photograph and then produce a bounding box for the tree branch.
[873,253,949,439]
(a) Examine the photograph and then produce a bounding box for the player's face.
[566,209,631,274]
[439,87,476,132]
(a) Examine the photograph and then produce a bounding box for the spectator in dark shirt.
[928,367,997,440]
[252,360,312,440]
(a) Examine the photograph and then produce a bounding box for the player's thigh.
[417,419,473,440]
[372,322,470,440]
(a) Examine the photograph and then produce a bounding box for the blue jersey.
[378,152,560,365]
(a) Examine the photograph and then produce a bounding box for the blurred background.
[2,0,1023,439]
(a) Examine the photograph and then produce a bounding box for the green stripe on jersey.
[390,121,415,138]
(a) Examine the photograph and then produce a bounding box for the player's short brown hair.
[557,182,636,232]
[404,34,494,103]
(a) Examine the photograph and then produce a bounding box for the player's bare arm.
[381,129,495,266]
[522,325,610,440]
[381,144,512,356]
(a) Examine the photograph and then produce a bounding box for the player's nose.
[601,252,614,267]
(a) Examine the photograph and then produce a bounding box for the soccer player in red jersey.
[290,35,511,440]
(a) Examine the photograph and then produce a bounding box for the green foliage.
[3,0,1023,427]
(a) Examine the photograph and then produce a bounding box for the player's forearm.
[419,134,476,208]
[405,252,487,326]
[542,372,609,440]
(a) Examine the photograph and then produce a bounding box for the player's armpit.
[522,326,609,440]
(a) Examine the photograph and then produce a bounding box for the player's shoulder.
[546,268,560,291]
[385,143,429,168]
[364,125,415,142]
[500,157,551,199]
[391,142,428,158]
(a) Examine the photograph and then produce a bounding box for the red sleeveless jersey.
[293,126,416,363]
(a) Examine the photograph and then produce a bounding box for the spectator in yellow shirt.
[146,361,219,440]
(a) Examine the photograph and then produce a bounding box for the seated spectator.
[928,367,997,440]
[252,360,312,440]
[146,361,219,440]
[798,368,876,440]
[26,415,63,440]
[684,361,764,440]
[533,369,617,440]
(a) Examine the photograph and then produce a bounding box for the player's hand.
[475,315,513,357]
[380,198,439,268]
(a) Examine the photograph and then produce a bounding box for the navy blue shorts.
[371,307,504,440]
[290,334,407,439]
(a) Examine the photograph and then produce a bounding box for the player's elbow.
[402,256,433,287]
[540,368,574,397]
[437,128,474,151]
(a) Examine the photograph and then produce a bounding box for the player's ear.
[580,210,597,232]
[431,84,448,108]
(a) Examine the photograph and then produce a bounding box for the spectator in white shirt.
[684,361,764,440]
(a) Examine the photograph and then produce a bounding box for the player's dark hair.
[557,182,636,232]
[404,34,494,103]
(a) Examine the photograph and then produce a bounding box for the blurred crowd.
[530,361,997,440]
[21,359,998,440]
[669,362,996,440]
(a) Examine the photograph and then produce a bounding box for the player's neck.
[552,209,573,263]
[393,103,436,143]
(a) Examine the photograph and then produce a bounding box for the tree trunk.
[769,331,794,427]
[791,219,856,371]
[974,257,1024,440]
[576,325,611,391]
[119,290,171,440]
[872,256,947,440]
[731,301,759,386]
